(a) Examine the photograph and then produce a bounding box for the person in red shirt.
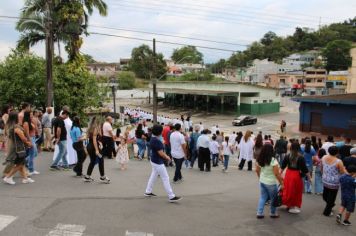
[162,123,173,166]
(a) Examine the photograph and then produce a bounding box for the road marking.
[47,223,86,236]
[0,214,17,232]
[125,230,154,236]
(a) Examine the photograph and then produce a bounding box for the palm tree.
[16,0,108,60]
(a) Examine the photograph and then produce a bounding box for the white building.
[244,59,300,83]
[282,50,320,67]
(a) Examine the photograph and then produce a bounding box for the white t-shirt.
[209,140,220,154]
[103,122,113,137]
[321,142,334,155]
[170,131,186,159]
[222,141,233,155]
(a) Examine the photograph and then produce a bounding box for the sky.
[0,0,355,63]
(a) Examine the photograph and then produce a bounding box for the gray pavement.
[0,151,355,236]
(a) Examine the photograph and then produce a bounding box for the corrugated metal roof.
[292,93,356,105]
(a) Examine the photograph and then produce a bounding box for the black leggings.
[86,144,105,177]
[73,141,86,175]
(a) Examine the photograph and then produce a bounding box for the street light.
[152,55,193,124]
[108,77,118,117]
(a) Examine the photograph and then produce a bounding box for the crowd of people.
[0,104,355,223]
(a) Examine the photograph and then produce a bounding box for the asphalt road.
[0,151,355,236]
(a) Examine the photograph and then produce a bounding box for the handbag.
[14,132,27,160]
[272,186,283,207]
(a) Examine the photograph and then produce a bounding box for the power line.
[109,3,298,29]
[114,0,325,26]
[89,32,238,52]
[153,0,351,22]
[90,25,249,47]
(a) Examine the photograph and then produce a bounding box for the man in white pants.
[144,124,181,203]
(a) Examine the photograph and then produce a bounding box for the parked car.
[232,115,257,126]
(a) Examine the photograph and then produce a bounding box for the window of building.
[254,100,258,104]
[269,100,273,103]
[263,100,267,103]
[317,79,323,83]
[306,79,311,83]
[336,82,343,85]
[280,79,285,84]
[100,67,105,71]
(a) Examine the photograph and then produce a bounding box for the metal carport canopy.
[156,88,238,96]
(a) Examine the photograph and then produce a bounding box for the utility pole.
[152,38,158,124]
[45,0,54,107]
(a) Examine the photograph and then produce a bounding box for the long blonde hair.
[88,116,102,137]
[244,130,251,142]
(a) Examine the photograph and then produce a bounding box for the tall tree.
[130,44,167,80]
[171,46,203,64]
[322,40,352,71]
[261,31,277,46]
[16,0,108,61]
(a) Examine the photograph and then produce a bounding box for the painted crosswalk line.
[47,223,86,236]
[0,214,17,232]
[125,230,154,236]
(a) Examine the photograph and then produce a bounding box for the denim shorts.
[341,198,355,213]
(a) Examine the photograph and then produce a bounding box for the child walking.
[222,136,233,173]
[116,136,129,170]
[336,164,356,226]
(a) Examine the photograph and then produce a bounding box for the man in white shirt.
[321,136,335,155]
[170,123,187,183]
[229,131,237,145]
[102,116,116,159]
[199,122,204,133]
[197,129,211,172]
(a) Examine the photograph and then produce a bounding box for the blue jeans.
[136,138,146,159]
[223,155,230,170]
[26,137,38,172]
[52,141,68,168]
[211,153,219,166]
[146,142,151,160]
[304,165,313,193]
[314,166,323,194]
[257,182,278,216]
[173,158,184,182]
[190,149,198,167]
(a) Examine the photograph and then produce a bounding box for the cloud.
[0,0,355,63]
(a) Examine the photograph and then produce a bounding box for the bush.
[118,71,136,90]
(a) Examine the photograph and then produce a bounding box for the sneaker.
[84,176,94,182]
[3,177,16,185]
[144,193,157,197]
[270,214,280,219]
[100,176,110,184]
[336,214,342,224]
[62,167,70,171]
[50,166,60,171]
[22,178,35,184]
[188,166,192,169]
[256,215,264,219]
[288,208,301,214]
[342,220,351,226]
[169,196,182,203]
[29,171,40,175]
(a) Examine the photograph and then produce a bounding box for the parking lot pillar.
[236,93,241,115]
[220,96,224,113]
[206,95,209,113]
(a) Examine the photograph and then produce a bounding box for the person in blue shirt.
[301,139,316,193]
[70,116,86,177]
[336,164,356,226]
[144,124,181,203]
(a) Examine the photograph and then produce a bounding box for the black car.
[232,115,257,126]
